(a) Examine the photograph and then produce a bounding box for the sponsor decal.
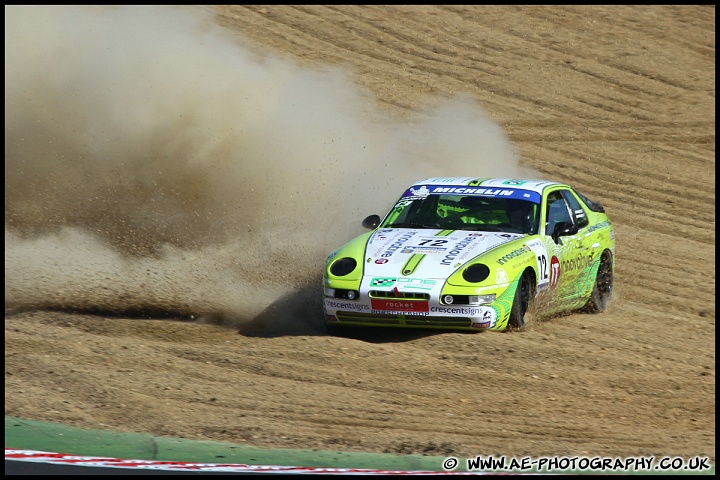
[550,255,560,288]
[431,187,515,196]
[381,231,417,258]
[424,177,469,183]
[372,278,396,287]
[430,306,496,320]
[524,239,544,249]
[495,268,510,284]
[369,310,428,316]
[432,306,479,315]
[374,258,389,264]
[585,220,610,234]
[371,229,394,242]
[471,308,497,328]
[404,185,541,202]
[470,307,496,327]
[440,236,476,266]
[409,186,430,197]
[371,299,429,313]
[370,277,436,290]
[371,230,406,257]
[561,255,594,272]
[496,246,530,266]
[411,247,446,254]
[325,300,370,311]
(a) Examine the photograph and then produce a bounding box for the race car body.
[323,177,615,332]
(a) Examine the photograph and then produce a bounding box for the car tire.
[507,272,533,329]
[584,250,614,313]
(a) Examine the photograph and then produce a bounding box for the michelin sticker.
[408,185,430,198]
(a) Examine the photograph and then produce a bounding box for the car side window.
[545,191,572,236]
[560,189,590,229]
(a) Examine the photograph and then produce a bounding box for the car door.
[559,189,599,306]
[540,189,585,311]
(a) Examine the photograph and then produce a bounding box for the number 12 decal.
[537,254,548,281]
[523,240,551,289]
[536,253,559,288]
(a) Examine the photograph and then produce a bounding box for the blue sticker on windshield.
[405,185,541,203]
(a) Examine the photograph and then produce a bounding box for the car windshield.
[381,193,540,235]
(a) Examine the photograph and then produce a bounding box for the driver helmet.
[505,199,534,233]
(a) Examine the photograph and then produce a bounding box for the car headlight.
[462,263,490,283]
[472,294,496,305]
[329,257,357,276]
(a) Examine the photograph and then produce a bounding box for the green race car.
[322,177,615,333]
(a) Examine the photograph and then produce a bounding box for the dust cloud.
[5,5,536,329]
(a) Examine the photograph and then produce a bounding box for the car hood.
[363,228,523,278]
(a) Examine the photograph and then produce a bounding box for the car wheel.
[584,250,613,313]
[507,272,533,329]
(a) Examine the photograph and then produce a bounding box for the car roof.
[411,177,567,195]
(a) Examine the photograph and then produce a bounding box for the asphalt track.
[5,416,715,475]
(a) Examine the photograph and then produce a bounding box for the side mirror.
[362,214,381,229]
[551,221,579,245]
